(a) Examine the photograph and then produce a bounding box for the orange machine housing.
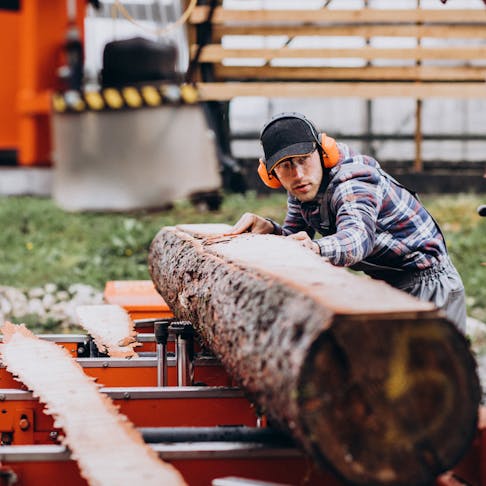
[103,280,174,321]
[0,1,85,166]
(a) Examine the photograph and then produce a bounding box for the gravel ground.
[0,284,103,331]
[0,284,485,399]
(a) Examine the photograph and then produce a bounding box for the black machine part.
[139,426,295,446]
[101,36,180,87]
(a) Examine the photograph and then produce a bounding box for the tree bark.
[148,224,481,486]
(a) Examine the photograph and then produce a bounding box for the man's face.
[273,150,323,202]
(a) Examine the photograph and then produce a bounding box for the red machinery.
[0,1,86,166]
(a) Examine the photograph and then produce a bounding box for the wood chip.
[76,304,140,358]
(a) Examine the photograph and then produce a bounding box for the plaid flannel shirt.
[272,143,447,270]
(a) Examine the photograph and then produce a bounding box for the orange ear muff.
[320,133,340,169]
[258,159,282,189]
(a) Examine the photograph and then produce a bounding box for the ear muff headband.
[259,112,320,142]
[258,113,340,188]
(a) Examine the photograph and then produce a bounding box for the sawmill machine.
[0,222,484,485]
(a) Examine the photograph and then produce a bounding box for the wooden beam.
[213,65,486,82]
[197,45,486,62]
[0,322,186,486]
[212,24,486,39]
[195,82,486,100]
[148,224,480,486]
[190,7,486,25]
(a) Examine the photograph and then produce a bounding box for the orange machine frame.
[104,280,174,321]
[0,1,86,166]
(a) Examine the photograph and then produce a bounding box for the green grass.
[423,194,486,322]
[0,192,286,290]
[0,192,485,321]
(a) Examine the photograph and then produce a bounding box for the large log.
[148,224,481,486]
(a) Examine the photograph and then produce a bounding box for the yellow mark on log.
[385,325,453,445]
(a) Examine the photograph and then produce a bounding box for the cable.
[112,0,198,37]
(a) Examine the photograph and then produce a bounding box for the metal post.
[171,322,194,386]
[154,320,170,387]
[363,0,375,159]
[414,0,423,173]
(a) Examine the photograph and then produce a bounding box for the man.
[228,112,467,332]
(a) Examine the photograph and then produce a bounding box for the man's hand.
[227,213,275,235]
[287,231,320,254]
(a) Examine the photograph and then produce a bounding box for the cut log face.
[149,225,481,486]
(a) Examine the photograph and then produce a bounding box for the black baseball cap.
[260,114,318,173]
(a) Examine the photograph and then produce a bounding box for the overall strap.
[377,168,448,252]
[317,170,336,236]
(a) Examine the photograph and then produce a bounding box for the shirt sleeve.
[280,195,316,238]
[315,167,383,266]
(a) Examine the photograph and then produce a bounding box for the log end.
[297,317,481,486]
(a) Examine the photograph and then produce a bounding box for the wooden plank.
[197,45,486,62]
[190,7,486,25]
[195,82,486,100]
[213,65,486,82]
[76,304,140,358]
[165,224,435,315]
[212,24,486,39]
[0,322,186,486]
[148,224,480,486]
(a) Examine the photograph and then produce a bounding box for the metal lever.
[88,337,108,358]
[170,321,194,386]
[154,320,170,387]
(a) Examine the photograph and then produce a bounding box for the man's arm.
[315,168,383,266]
